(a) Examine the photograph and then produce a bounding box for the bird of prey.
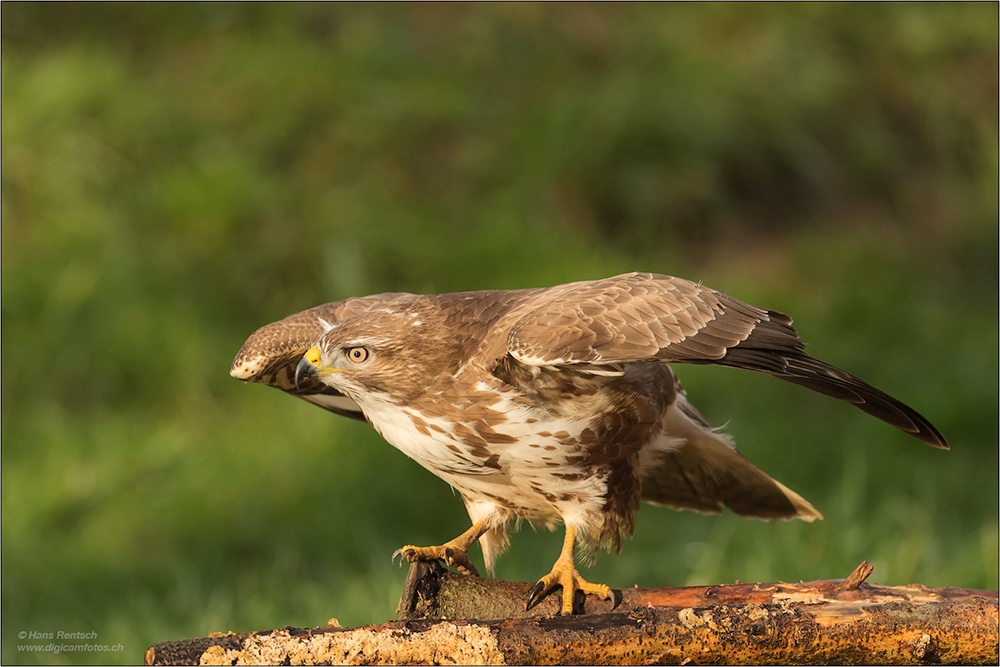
[230,272,947,615]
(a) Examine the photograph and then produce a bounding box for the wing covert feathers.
[231,272,947,448]
[507,273,947,449]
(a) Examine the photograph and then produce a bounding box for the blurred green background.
[2,4,997,664]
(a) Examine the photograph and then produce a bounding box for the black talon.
[444,547,454,567]
[391,547,415,567]
[526,580,547,610]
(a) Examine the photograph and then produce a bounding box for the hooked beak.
[295,355,317,390]
[295,346,324,390]
[294,345,354,390]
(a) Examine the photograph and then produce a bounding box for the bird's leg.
[391,520,488,576]
[526,524,612,615]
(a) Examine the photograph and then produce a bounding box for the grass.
[2,4,997,664]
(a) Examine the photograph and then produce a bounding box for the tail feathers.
[462,497,515,576]
[639,427,822,522]
[479,524,510,576]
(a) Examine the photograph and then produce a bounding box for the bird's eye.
[346,347,369,363]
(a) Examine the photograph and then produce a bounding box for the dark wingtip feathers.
[724,347,950,450]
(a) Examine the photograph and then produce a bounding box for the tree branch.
[146,561,998,665]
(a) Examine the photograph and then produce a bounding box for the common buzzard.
[231,272,947,615]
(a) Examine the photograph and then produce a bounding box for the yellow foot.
[392,542,479,576]
[391,521,487,576]
[526,562,612,615]
[526,525,613,615]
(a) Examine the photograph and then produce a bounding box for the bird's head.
[294,307,456,403]
[295,342,372,393]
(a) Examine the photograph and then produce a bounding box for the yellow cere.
[304,345,355,375]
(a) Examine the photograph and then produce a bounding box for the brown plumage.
[231,272,947,614]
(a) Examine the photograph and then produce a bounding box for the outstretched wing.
[507,272,948,449]
[230,293,413,420]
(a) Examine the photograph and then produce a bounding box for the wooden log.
[145,561,999,665]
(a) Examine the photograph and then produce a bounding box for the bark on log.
[146,561,998,665]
